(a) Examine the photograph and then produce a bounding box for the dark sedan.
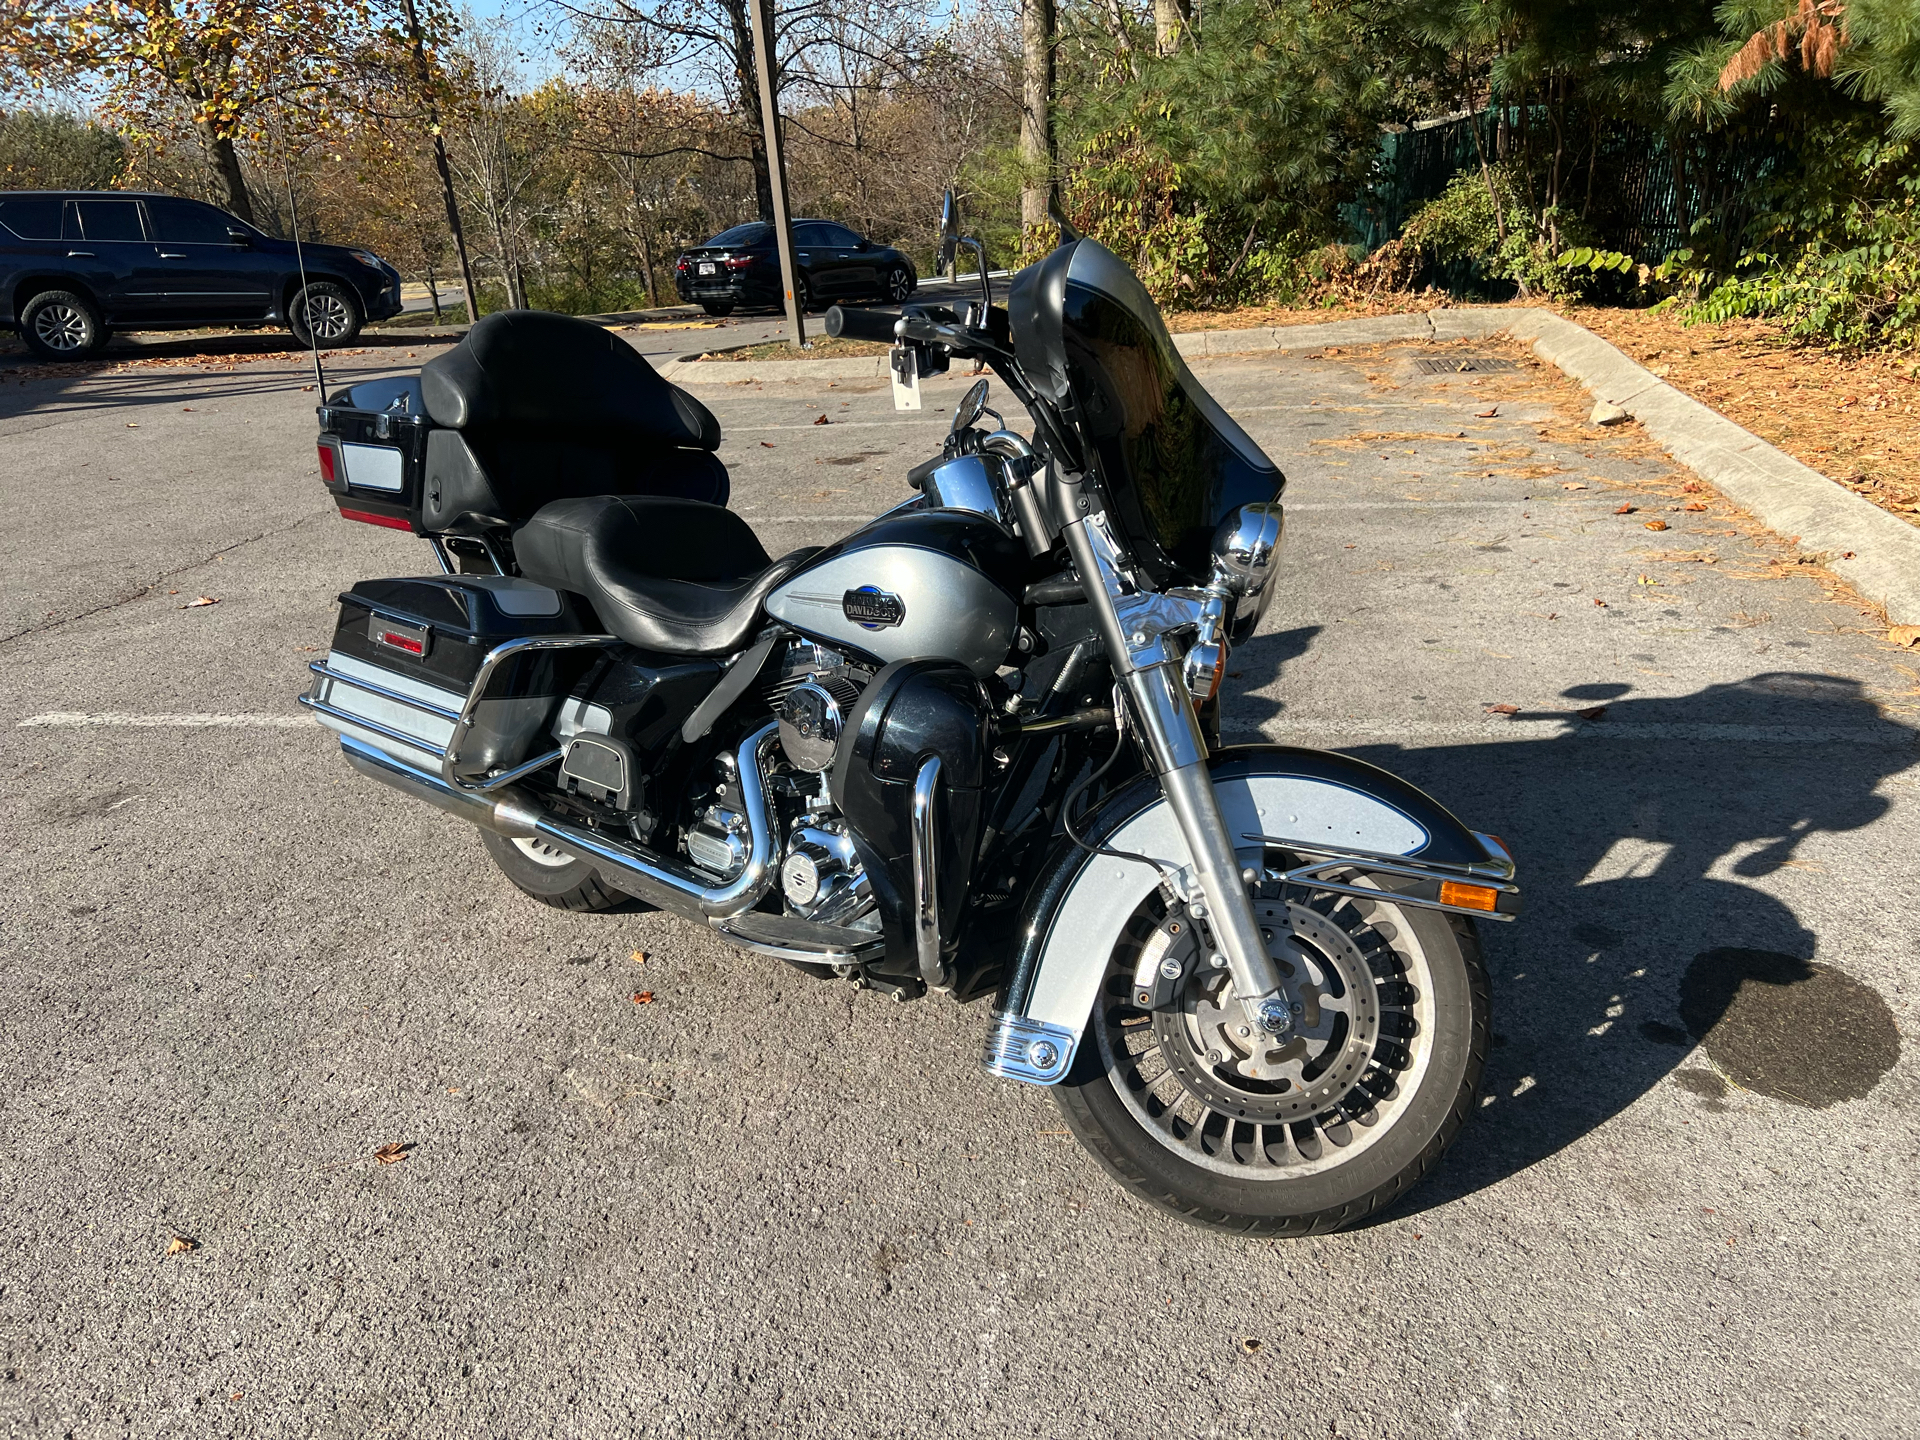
[674,219,916,316]
[0,190,403,360]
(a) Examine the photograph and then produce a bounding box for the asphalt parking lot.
[1,330,1915,1438]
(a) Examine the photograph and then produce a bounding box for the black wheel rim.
[888,268,911,301]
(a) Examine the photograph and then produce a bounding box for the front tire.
[1054,886,1489,1236]
[884,265,914,303]
[479,829,643,913]
[289,281,362,347]
[20,289,108,360]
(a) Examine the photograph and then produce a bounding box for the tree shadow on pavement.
[1229,650,1918,1214]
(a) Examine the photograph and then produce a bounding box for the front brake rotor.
[1153,900,1381,1124]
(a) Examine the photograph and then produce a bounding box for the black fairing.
[1009,240,1285,586]
[831,660,991,977]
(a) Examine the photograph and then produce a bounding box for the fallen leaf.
[629,949,648,964]
[1614,503,1636,514]
[760,441,775,448]
[1239,1338,1264,1354]
[633,991,655,1004]
[126,422,139,428]
[1644,519,1670,531]
[812,414,830,425]
[1684,501,1708,511]
[1475,406,1498,418]
[183,596,220,608]
[229,1392,243,1402]
[1559,481,1587,490]
[1889,625,1920,648]
[1593,598,1608,607]
[1575,705,1609,721]
[371,1142,408,1165]
[182,406,194,412]
[1682,481,1703,493]
[1841,551,1855,559]
[165,1234,196,1256]
[1485,702,1520,716]
[300,384,315,392]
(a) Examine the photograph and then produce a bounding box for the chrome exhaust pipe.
[339,722,784,920]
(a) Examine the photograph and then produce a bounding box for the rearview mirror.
[937,189,960,274]
[226,227,251,247]
[951,378,989,435]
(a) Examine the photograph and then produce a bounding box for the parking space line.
[17,712,311,729]
[13,711,1905,747]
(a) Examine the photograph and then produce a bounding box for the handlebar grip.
[824,306,901,343]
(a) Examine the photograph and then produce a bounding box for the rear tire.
[1053,889,1489,1236]
[19,290,108,360]
[289,281,362,347]
[884,265,914,303]
[700,301,735,317]
[479,830,644,913]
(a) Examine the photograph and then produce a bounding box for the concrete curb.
[1169,305,1920,624]
[669,302,1920,623]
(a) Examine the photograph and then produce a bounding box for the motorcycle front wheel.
[1053,884,1489,1236]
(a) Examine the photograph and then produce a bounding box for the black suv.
[674,219,916,316]
[0,190,403,360]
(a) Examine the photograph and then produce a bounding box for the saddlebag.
[304,575,593,776]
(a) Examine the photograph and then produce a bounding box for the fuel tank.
[765,508,1024,677]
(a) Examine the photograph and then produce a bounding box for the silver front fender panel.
[985,771,1433,1086]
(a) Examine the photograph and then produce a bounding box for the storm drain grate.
[1413,356,1520,374]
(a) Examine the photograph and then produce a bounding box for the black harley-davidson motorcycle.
[302,197,1519,1234]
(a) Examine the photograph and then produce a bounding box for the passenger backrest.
[417,309,727,534]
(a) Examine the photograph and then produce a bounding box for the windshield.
[706,223,770,248]
[1010,239,1283,586]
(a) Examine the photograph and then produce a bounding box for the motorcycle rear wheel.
[479,830,642,913]
[1053,887,1488,1236]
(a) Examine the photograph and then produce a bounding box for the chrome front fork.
[1063,515,1286,1020]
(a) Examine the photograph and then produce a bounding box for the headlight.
[348,248,385,271]
[1210,502,1284,595]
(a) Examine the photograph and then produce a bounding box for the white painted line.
[1226,717,1913,746]
[17,712,311,729]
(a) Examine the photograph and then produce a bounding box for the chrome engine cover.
[780,822,875,925]
[686,802,750,878]
[778,676,862,772]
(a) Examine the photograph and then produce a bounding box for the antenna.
[282,156,327,398]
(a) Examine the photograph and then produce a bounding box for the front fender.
[984,744,1510,1084]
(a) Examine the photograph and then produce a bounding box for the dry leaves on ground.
[183,596,220,608]
[372,1142,408,1166]
[633,991,655,1004]
[1890,625,1920,647]
[1486,702,1520,716]
[165,1234,197,1256]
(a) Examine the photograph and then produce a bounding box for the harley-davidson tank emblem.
[842,585,906,630]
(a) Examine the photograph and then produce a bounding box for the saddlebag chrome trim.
[335,721,784,921]
[982,1014,1074,1085]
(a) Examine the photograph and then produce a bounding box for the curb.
[1184,307,1920,625]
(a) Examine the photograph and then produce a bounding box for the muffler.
[339,722,783,920]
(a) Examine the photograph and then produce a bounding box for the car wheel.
[793,273,814,313]
[885,265,915,303]
[701,301,735,317]
[19,289,108,360]
[289,281,362,347]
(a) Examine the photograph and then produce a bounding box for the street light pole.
[747,0,806,350]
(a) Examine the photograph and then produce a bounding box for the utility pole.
[746,0,805,349]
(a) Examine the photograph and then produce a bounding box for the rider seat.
[513,495,817,656]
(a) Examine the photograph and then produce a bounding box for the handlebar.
[824,306,901,344]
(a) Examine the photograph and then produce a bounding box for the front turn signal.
[1438,881,1500,912]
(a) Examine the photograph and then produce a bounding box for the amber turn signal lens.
[1439,881,1499,912]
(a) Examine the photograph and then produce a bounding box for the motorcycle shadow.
[1229,665,1916,1216]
